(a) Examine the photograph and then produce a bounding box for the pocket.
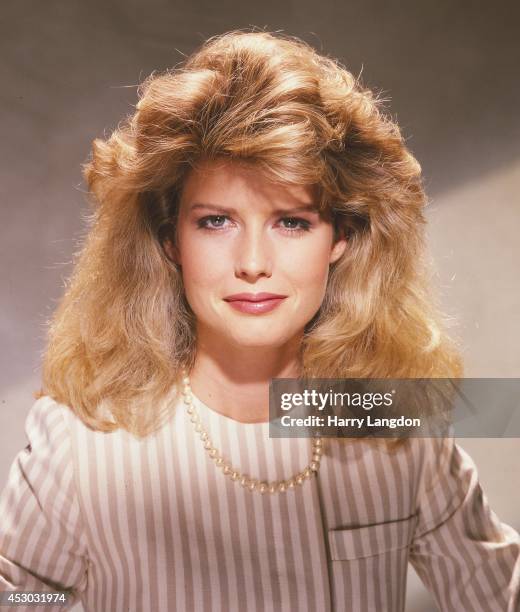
[328,513,418,561]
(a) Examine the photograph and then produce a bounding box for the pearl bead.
[182,371,324,494]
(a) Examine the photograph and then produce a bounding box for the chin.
[228,331,295,349]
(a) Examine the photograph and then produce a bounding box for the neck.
[187,331,303,424]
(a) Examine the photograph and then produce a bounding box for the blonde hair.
[39,30,463,437]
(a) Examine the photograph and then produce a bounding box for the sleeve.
[0,396,89,610]
[409,435,520,612]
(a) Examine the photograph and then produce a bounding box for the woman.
[0,30,518,611]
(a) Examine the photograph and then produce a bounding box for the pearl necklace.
[181,370,324,494]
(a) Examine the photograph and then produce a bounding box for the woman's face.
[164,158,346,349]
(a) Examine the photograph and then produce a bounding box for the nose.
[234,225,272,280]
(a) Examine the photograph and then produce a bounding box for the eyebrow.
[188,203,320,215]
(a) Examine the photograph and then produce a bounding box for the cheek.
[178,239,227,298]
[288,241,332,287]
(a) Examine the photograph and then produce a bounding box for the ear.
[329,229,347,265]
[162,237,181,266]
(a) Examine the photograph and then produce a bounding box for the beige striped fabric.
[1,392,519,611]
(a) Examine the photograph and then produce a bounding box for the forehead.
[179,158,319,212]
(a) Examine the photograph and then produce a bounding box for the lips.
[223,293,287,314]
[223,292,287,302]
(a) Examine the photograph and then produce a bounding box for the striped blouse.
[0,391,519,611]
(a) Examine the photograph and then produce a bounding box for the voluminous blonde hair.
[39,30,463,437]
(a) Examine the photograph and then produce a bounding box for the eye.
[195,214,312,234]
[196,215,230,230]
[278,217,312,233]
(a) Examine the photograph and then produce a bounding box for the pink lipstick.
[223,293,287,314]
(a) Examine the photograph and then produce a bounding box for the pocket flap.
[328,514,418,560]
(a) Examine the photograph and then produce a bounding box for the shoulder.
[3,396,80,517]
[26,394,114,438]
[22,394,111,461]
[23,395,72,446]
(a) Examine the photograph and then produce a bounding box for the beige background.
[1,2,518,610]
